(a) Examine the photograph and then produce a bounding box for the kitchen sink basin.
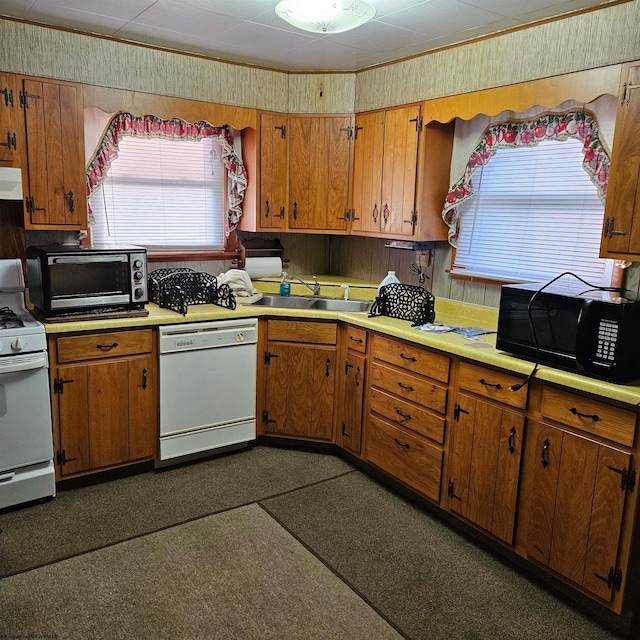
[251,295,315,308]
[252,295,370,313]
[309,298,370,312]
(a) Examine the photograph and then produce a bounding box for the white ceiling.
[0,0,620,72]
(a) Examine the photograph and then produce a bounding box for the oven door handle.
[0,353,48,374]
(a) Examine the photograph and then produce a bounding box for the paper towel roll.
[245,256,283,278]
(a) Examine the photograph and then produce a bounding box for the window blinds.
[89,135,225,250]
[452,138,611,286]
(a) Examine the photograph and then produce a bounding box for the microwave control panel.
[130,251,148,303]
[595,318,619,363]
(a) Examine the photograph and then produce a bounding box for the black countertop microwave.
[26,244,148,317]
[496,281,640,383]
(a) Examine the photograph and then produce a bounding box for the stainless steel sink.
[309,298,370,312]
[251,295,370,313]
[251,295,315,308]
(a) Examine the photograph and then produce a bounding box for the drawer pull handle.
[479,378,502,390]
[395,408,412,420]
[569,407,600,422]
[349,336,363,344]
[393,437,410,449]
[397,382,414,392]
[400,353,417,362]
[541,438,550,468]
[508,426,516,453]
[96,342,119,351]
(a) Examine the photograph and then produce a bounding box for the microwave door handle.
[575,299,594,369]
[49,256,128,264]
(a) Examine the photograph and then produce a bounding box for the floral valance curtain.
[441,108,611,247]
[86,112,248,235]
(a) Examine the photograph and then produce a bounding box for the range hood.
[0,167,23,200]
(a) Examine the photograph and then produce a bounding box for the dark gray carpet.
[261,471,620,640]
[0,504,402,640]
[0,446,353,577]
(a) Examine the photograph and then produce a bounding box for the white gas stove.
[0,258,55,510]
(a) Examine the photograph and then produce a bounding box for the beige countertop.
[39,276,640,407]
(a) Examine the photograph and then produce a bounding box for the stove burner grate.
[0,306,24,330]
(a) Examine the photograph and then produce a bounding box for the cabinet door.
[600,62,640,256]
[87,359,130,469]
[55,364,90,477]
[526,424,630,602]
[21,77,86,228]
[448,394,524,544]
[351,110,384,234]
[259,112,287,229]
[0,72,18,165]
[288,115,351,231]
[128,355,157,461]
[380,105,421,237]
[264,342,336,440]
[339,351,366,455]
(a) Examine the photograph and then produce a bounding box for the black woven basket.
[368,283,435,327]
[148,268,236,315]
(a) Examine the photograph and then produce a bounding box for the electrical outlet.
[417,251,429,267]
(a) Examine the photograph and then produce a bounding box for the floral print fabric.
[441,110,610,246]
[86,112,248,235]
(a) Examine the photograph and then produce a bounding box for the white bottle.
[378,270,400,293]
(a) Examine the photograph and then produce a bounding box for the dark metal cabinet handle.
[541,438,550,467]
[354,366,361,387]
[141,368,148,390]
[382,203,390,224]
[341,422,351,438]
[479,378,502,390]
[395,407,412,420]
[397,382,414,392]
[345,360,354,376]
[508,426,516,453]
[67,191,75,212]
[569,407,600,422]
[393,437,410,449]
[293,201,298,220]
[372,203,378,223]
[349,336,363,344]
[448,479,462,501]
[325,358,331,378]
[400,353,416,362]
[264,200,270,218]
[96,342,119,351]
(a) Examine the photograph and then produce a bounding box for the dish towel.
[217,269,258,297]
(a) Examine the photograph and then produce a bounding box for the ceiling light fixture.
[275,0,376,34]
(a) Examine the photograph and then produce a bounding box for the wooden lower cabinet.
[261,319,337,441]
[336,325,367,455]
[49,328,157,479]
[525,421,631,603]
[447,393,524,545]
[363,333,449,503]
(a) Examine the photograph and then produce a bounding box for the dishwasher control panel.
[159,319,258,354]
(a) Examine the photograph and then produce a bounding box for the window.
[86,113,247,253]
[443,109,613,287]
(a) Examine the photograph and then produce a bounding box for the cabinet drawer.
[371,362,447,414]
[345,325,367,353]
[369,387,445,444]
[267,320,336,345]
[56,329,153,362]
[366,414,443,502]
[372,334,450,383]
[458,362,527,409]
[541,386,636,447]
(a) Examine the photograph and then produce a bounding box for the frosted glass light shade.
[275,0,376,34]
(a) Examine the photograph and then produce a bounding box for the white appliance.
[0,258,55,510]
[0,167,23,200]
[157,318,258,466]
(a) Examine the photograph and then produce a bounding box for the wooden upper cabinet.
[259,112,288,229]
[288,114,352,232]
[351,110,384,234]
[351,104,453,241]
[0,72,19,166]
[20,76,87,229]
[600,62,640,258]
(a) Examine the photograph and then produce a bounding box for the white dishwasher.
[157,318,258,466]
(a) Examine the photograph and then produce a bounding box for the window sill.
[147,250,241,263]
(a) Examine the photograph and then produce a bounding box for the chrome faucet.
[290,274,321,296]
